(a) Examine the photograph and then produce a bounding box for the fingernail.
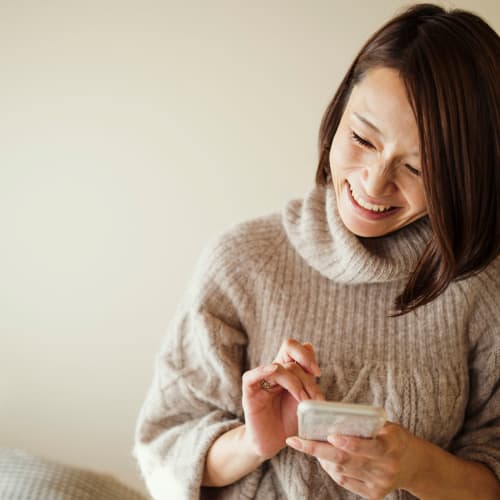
[313,364,321,376]
[286,437,302,450]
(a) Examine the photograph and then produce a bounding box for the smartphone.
[297,401,387,441]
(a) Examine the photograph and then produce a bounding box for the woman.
[134,4,499,499]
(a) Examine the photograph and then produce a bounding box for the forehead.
[346,67,418,139]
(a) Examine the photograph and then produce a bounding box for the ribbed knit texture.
[134,184,499,500]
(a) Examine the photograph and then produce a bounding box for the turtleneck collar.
[282,184,432,284]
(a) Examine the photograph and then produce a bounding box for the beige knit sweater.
[134,184,499,500]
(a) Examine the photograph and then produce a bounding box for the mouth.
[346,181,400,219]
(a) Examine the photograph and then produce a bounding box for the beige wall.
[1,0,498,494]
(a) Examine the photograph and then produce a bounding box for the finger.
[242,364,280,397]
[303,342,314,352]
[243,364,315,403]
[275,338,321,376]
[325,470,380,500]
[318,458,369,491]
[322,451,379,483]
[302,343,321,377]
[282,361,325,401]
[286,437,345,463]
[264,364,312,402]
[291,437,380,486]
[328,432,388,458]
[243,363,306,402]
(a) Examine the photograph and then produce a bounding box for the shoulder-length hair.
[316,3,500,315]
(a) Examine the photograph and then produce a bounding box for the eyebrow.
[353,112,384,137]
[353,112,420,158]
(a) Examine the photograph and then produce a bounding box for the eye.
[405,164,421,176]
[352,131,375,149]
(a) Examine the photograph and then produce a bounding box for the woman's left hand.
[286,422,419,499]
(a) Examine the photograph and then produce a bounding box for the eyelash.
[404,164,421,176]
[352,131,374,149]
[351,131,421,177]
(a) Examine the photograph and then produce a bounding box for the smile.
[348,182,394,213]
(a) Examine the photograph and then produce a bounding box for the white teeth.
[349,183,393,212]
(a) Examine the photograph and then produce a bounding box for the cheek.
[330,136,359,173]
[406,184,427,213]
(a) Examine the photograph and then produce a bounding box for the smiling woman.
[329,67,426,238]
[316,3,499,314]
[134,4,499,500]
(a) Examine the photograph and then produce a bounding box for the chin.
[337,202,409,238]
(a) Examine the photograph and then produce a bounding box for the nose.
[360,160,396,198]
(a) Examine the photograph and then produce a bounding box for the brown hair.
[315,3,500,315]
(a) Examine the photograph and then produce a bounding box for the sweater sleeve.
[133,233,253,500]
[450,316,500,481]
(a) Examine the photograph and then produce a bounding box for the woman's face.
[329,67,427,238]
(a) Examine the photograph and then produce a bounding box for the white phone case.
[297,401,387,441]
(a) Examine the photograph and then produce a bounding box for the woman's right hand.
[241,339,325,460]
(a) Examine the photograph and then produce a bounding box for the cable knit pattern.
[134,184,500,500]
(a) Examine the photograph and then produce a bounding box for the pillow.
[0,448,147,500]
